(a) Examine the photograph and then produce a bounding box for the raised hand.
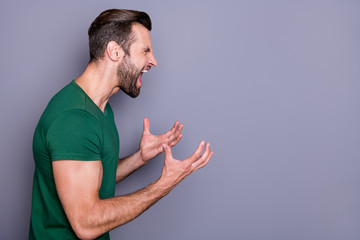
[160,141,213,187]
[139,118,183,162]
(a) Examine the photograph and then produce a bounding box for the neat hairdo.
[88,9,152,62]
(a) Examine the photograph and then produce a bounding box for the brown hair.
[88,9,152,62]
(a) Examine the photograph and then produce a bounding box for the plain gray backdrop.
[0,0,359,239]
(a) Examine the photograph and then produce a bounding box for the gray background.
[0,0,359,239]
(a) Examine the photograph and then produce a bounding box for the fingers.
[186,142,213,172]
[169,133,182,147]
[168,122,183,146]
[162,144,173,159]
[167,121,183,138]
[185,141,205,164]
[166,121,178,136]
[172,123,183,138]
[160,141,213,185]
[192,151,214,171]
[143,118,150,134]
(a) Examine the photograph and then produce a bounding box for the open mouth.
[137,69,149,88]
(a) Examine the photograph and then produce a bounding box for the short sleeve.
[46,110,102,161]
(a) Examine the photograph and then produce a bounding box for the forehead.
[130,23,153,50]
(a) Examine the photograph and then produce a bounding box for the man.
[29,9,213,239]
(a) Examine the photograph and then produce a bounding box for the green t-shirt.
[29,81,119,239]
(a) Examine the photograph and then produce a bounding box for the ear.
[106,41,125,62]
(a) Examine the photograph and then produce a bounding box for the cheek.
[132,55,147,68]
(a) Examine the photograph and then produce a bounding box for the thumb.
[162,144,172,159]
[143,117,150,134]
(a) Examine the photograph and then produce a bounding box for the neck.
[75,60,120,112]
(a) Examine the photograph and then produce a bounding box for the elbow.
[73,227,91,240]
[72,222,98,240]
[67,202,104,239]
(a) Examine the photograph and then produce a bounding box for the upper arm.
[47,110,105,236]
[53,160,103,234]
[47,110,102,161]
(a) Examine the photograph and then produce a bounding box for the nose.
[148,52,158,67]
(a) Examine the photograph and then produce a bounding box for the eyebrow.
[142,47,151,52]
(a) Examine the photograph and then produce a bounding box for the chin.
[122,89,140,98]
[129,93,140,98]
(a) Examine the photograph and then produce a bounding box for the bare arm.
[53,141,213,239]
[116,151,144,182]
[116,118,183,182]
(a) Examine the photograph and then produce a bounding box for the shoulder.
[48,109,101,135]
[46,109,103,160]
[47,81,87,112]
[38,81,100,132]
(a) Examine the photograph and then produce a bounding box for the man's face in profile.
[117,23,157,98]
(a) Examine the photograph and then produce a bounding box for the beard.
[117,56,142,98]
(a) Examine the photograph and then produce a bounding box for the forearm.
[76,178,171,239]
[116,150,145,182]
[61,141,212,239]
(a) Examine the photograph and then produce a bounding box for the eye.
[143,48,151,53]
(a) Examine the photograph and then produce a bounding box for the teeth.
[142,70,148,73]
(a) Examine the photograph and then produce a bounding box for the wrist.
[134,150,147,167]
[155,175,176,195]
